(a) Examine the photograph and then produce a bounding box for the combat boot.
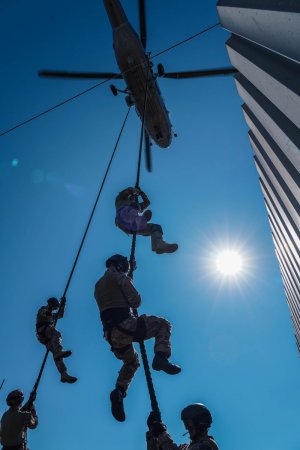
[152,353,181,375]
[151,231,178,254]
[155,241,178,254]
[110,387,126,422]
[60,372,78,383]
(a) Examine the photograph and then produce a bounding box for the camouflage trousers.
[106,314,172,392]
[37,325,67,374]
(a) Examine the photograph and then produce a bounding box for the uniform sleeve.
[139,191,151,211]
[115,273,141,308]
[56,301,66,319]
[27,410,38,429]
[146,431,160,450]
[115,188,133,210]
[157,432,184,450]
[21,404,38,429]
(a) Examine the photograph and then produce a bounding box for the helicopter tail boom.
[103,0,128,28]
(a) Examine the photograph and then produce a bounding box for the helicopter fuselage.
[103,0,172,148]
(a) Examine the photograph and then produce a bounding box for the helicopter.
[39,0,237,171]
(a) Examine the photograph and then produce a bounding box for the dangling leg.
[139,314,181,374]
[45,327,77,384]
[110,344,140,422]
[107,318,140,421]
[146,224,178,254]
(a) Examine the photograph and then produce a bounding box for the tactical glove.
[147,411,161,429]
[151,422,167,438]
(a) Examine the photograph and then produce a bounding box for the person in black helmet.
[35,297,77,384]
[146,404,219,450]
[94,254,181,422]
[0,389,38,450]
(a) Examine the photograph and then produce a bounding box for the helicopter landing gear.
[110,84,118,96]
[157,64,165,77]
[125,95,134,107]
[110,84,133,108]
[110,84,128,96]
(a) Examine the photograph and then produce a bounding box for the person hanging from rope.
[115,187,178,254]
[0,389,38,450]
[146,404,219,450]
[35,297,77,384]
[94,254,181,422]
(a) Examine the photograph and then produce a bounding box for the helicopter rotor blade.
[159,67,237,79]
[38,70,123,79]
[144,131,152,172]
[138,0,147,49]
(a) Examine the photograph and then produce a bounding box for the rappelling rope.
[127,70,161,421]
[31,106,132,397]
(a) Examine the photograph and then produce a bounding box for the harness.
[101,308,147,353]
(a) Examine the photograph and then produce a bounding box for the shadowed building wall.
[217,0,300,351]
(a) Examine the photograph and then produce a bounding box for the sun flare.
[216,250,243,276]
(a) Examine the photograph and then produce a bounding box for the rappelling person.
[115,187,178,254]
[146,403,219,450]
[94,254,181,422]
[35,297,77,384]
[0,389,38,450]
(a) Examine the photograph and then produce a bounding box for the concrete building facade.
[217,1,300,350]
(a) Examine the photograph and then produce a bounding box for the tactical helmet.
[181,403,212,428]
[106,254,130,273]
[47,297,59,308]
[6,389,24,406]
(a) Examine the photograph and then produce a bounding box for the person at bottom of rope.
[35,297,77,384]
[94,254,181,422]
[146,404,219,450]
[115,187,178,254]
[0,389,38,450]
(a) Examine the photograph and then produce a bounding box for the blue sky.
[1,1,299,449]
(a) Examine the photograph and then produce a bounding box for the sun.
[215,250,243,276]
